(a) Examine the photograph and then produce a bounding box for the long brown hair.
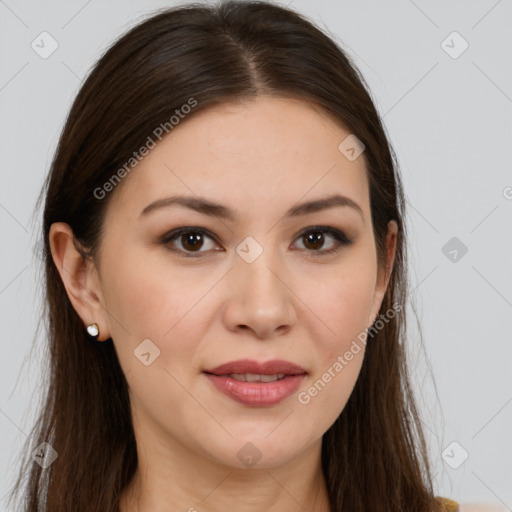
[9,1,443,510]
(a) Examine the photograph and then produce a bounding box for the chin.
[199,432,313,471]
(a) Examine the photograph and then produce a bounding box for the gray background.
[1,0,511,509]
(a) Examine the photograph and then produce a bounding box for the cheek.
[106,245,208,329]
[304,259,376,356]
[295,275,373,432]
[103,253,213,373]
[287,255,375,418]
[103,259,213,428]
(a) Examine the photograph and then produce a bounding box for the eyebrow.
[139,193,364,221]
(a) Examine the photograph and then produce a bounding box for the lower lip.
[204,373,306,406]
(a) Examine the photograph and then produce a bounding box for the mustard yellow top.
[436,497,460,511]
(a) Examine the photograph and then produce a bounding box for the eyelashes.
[160,226,353,258]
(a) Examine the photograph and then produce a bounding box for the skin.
[50,96,397,512]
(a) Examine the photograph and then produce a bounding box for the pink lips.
[203,359,307,407]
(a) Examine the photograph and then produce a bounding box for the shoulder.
[436,497,508,511]
[436,497,460,512]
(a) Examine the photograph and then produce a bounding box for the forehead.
[107,96,370,222]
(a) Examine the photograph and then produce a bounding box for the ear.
[48,222,111,341]
[368,220,398,325]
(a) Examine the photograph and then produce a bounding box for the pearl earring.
[86,323,100,338]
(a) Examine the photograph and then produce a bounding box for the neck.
[119,436,330,512]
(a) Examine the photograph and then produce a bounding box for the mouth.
[213,373,289,382]
[204,358,308,377]
[203,359,307,406]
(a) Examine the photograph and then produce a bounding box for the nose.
[222,245,296,340]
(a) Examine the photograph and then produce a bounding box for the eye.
[292,226,353,257]
[160,225,353,258]
[161,227,220,256]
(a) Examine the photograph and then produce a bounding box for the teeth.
[260,373,282,382]
[228,373,286,382]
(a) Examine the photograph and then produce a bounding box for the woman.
[9,1,459,510]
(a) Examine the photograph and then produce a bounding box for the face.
[51,96,396,471]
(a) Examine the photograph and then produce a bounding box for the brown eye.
[293,227,352,257]
[180,232,205,252]
[302,231,326,251]
[162,228,219,256]
[161,225,352,258]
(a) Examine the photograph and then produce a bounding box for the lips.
[203,359,307,406]
[204,359,307,377]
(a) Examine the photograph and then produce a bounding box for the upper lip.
[204,359,307,376]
